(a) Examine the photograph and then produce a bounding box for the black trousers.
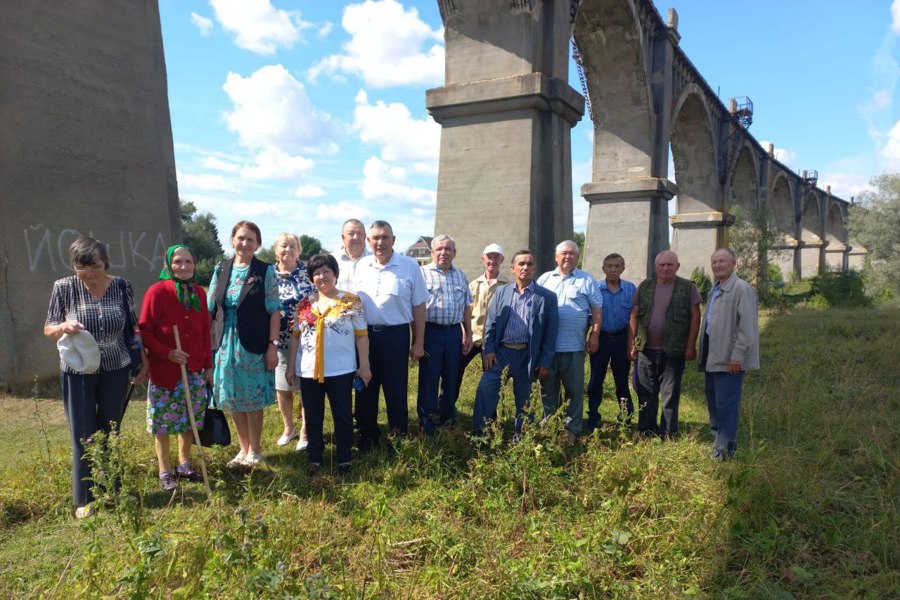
[586,331,633,425]
[357,325,411,444]
[61,367,130,507]
[300,373,354,465]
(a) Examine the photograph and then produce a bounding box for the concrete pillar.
[671,211,735,278]
[576,5,680,280]
[0,1,181,391]
[428,0,583,277]
[583,178,675,281]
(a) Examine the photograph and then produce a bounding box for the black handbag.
[119,278,143,375]
[199,384,231,447]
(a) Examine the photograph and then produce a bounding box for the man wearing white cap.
[455,243,509,395]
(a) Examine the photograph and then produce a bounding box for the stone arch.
[574,0,654,179]
[824,201,848,270]
[800,191,824,277]
[728,144,759,216]
[670,87,719,214]
[767,172,797,279]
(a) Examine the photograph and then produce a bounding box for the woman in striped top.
[44,237,147,519]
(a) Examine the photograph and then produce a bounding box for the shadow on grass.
[708,308,900,598]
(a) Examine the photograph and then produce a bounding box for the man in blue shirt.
[471,250,558,437]
[418,235,473,435]
[536,240,603,442]
[586,253,637,431]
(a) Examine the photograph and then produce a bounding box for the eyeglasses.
[74,264,105,272]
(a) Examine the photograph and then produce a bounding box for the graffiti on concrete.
[24,223,167,273]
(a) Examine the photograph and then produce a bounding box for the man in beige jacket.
[699,248,760,460]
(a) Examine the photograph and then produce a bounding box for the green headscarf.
[159,244,201,311]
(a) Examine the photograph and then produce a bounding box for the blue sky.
[159,0,899,254]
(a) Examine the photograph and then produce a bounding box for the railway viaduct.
[428,0,865,278]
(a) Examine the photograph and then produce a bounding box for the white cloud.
[860,89,892,113]
[222,64,338,155]
[818,172,874,200]
[760,141,797,168]
[210,0,310,55]
[318,22,333,38]
[179,172,240,193]
[361,156,435,207]
[190,12,214,36]
[240,147,314,180]
[892,0,900,34]
[315,201,372,222]
[239,201,285,218]
[295,184,327,198]
[881,120,900,168]
[308,0,444,88]
[201,156,241,173]
[353,90,440,173]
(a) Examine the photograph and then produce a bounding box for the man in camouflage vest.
[628,250,701,437]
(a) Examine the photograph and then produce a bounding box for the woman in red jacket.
[139,245,213,492]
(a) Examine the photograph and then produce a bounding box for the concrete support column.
[824,242,846,271]
[582,178,675,278]
[428,0,583,276]
[671,211,735,277]
[799,241,826,278]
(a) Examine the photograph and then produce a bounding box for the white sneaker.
[276,431,298,446]
[226,450,247,468]
[296,439,309,451]
[244,451,265,466]
[75,505,96,519]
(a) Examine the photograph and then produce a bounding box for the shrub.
[808,270,871,308]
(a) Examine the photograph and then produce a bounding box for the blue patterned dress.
[208,263,281,412]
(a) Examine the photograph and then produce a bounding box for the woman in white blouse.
[286,253,371,476]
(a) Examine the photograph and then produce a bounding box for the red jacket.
[139,280,213,389]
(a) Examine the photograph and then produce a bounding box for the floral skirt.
[146,371,207,435]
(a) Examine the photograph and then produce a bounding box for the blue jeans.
[587,331,633,426]
[300,373,354,465]
[471,346,533,433]
[61,367,130,507]
[539,351,584,435]
[704,370,744,458]
[418,322,463,435]
[634,349,684,437]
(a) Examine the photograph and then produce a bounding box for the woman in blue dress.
[208,221,281,467]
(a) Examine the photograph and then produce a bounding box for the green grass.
[1,307,897,598]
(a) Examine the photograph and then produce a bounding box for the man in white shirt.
[354,220,429,450]
[331,218,371,293]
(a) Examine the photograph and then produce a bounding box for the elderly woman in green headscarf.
[138,245,213,492]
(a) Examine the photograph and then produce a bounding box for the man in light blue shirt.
[418,235,473,435]
[586,253,637,431]
[536,240,603,440]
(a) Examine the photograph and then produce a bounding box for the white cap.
[57,330,101,374]
[482,243,504,256]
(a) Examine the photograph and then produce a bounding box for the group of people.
[44,218,759,519]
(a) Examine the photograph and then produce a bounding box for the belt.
[502,342,528,350]
[425,322,461,329]
[367,323,408,332]
[600,328,628,337]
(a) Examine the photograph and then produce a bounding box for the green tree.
[255,235,326,265]
[727,204,789,306]
[299,234,325,260]
[180,200,224,285]
[572,231,585,269]
[849,173,900,302]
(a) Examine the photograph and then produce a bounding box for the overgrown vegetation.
[180,200,225,284]
[1,308,897,598]
[849,172,900,304]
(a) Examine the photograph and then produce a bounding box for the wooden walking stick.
[173,326,212,497]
